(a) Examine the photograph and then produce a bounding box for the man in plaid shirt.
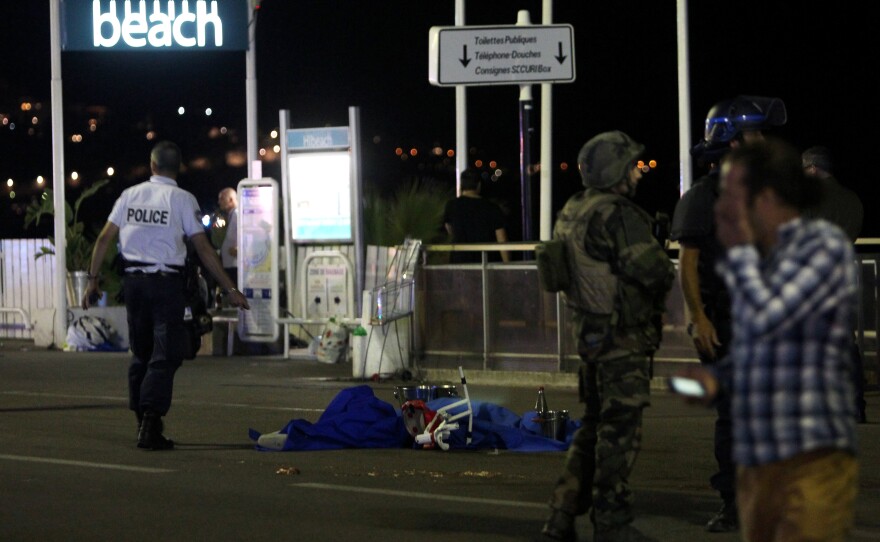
[677,138,859,542]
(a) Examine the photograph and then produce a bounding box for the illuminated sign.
[62,0,249,51]
[287,151,353,242]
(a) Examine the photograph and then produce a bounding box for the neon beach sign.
[62,0,248,51]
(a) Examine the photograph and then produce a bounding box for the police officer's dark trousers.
[702,307,735,503]
[124,273,186,417]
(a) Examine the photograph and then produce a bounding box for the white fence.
[0,239,55,339]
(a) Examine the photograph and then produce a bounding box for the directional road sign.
[429,24,575,87]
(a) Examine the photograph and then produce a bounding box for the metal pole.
[50,0,67,348]
[676,0,693,195]
[454,0,467,196]
[519,88,534,242]
[349,106,365,317]
[279,109,293,358]
[539,0,554,241]
[246,0,258,178]
[517,11,534,243]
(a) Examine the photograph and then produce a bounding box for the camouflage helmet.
[578,130,645,189]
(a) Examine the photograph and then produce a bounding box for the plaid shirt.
[718,218,858,467]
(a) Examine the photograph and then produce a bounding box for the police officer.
[669,96,786,532]
[540,131,674,542]
[82,141,249,450]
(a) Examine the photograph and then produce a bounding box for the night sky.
[2,1,878,240]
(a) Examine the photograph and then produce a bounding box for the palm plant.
[24,179,110,271]
[364,177,452,247]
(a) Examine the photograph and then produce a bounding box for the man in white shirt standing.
[218,187,239,286]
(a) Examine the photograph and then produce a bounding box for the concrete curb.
[423,367,673,391]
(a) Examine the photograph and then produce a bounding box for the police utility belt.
[120,258,184,277]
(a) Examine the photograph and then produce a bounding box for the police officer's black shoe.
[705,500,738,533]
[539,509,576,541]
[137,411,174,450]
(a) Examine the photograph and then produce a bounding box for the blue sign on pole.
[286,127,351,151]
[61,0,249,51]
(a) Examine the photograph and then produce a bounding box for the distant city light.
[6,179,13,187]
[637,159,656,173]
[446,149,454,157]
[273,145,281,153]
[20,102,32,111]
[259,148,267,156]
[270,129,278,139]
[107,167,115,176]
[409,148,418,157]
[394,147,403,156]
[560,162,569,171]
[220,126,228,135]
[489,160,497,169]
[36,175,44,185]
[71,171,79,181]
[9,191,15,199]
[71,134,83,142]
[494,169,502,177]
[146,130,156,140]
[432,146,443,156]
[205,108,213,116]
[474,159,483,168]
[178,107,185,115]
[31,116,38,125]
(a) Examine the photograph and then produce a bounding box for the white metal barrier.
[0,239,54,339]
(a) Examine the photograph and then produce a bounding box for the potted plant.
[24,179,114,305]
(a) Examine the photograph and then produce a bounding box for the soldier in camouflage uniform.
[540,131,675,542]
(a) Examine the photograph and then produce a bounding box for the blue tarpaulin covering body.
[248,385,579,452]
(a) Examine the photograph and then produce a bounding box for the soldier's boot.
[539,509,576,542]
[137,411,174,450]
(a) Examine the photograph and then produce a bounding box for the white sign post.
[236,178,279,343]
[429,24,575,87]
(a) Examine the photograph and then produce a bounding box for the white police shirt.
[220,207,238,268]
[107,175,204,273]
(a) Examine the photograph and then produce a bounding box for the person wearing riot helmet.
[669,96,786,532]
[82,141,249,450]
[540,131,674,542]
[677,138,859,542]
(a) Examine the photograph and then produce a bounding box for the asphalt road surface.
[1,344,878,541]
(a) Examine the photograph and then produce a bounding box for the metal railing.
[417,242,879,382]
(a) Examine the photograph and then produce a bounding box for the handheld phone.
[668,376,706,398]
